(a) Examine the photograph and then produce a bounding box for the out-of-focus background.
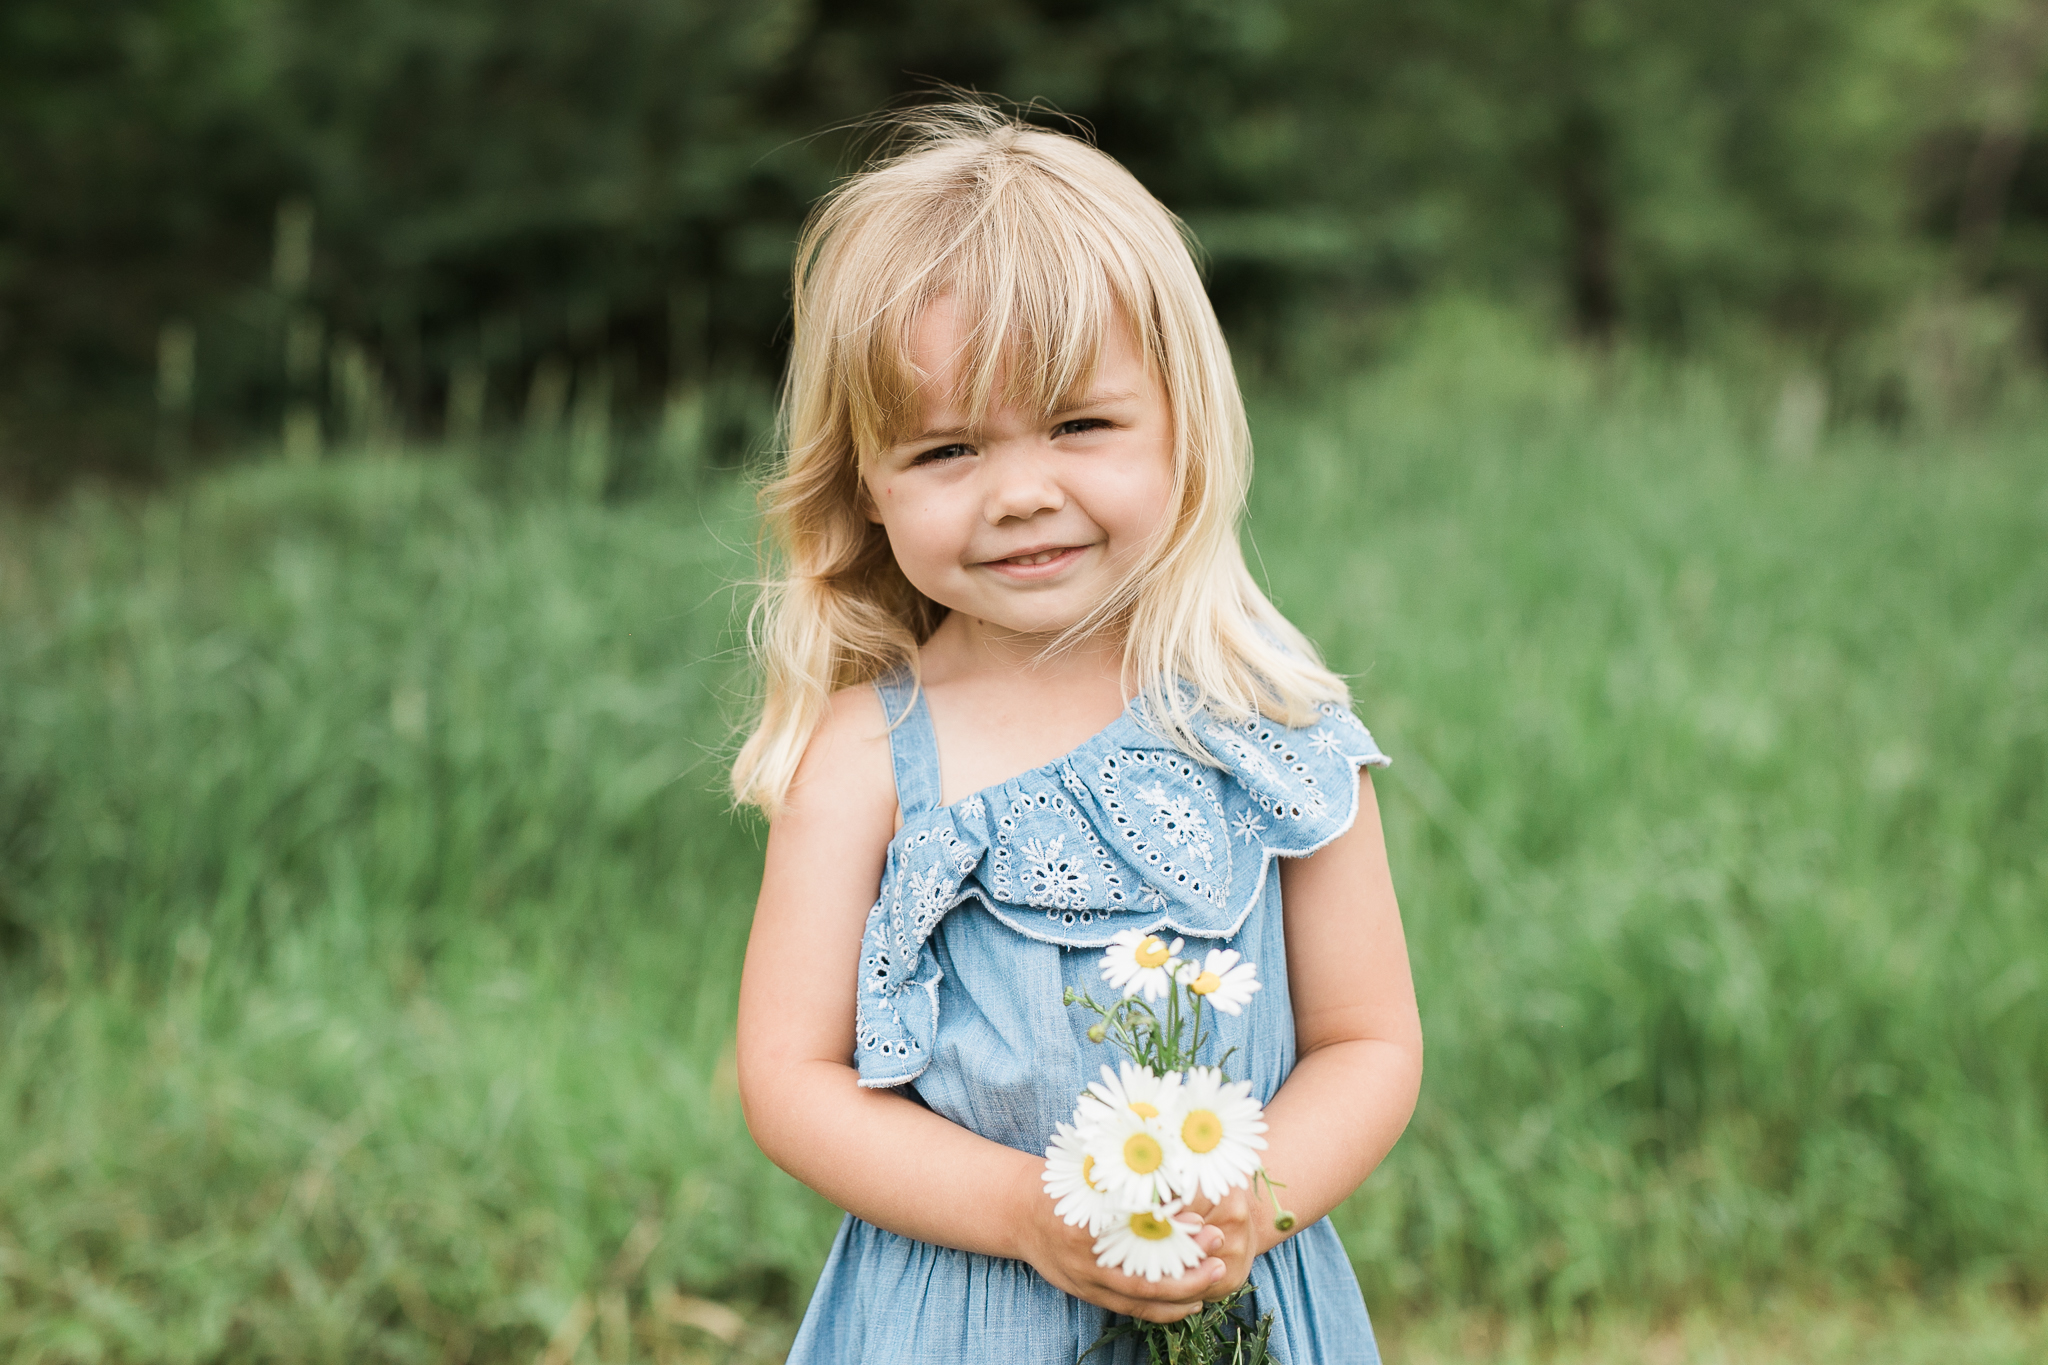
[2,2,2045,1362]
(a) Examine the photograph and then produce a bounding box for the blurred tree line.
[3,0,2046,495]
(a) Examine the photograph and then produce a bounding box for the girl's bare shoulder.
[781,682,897,830]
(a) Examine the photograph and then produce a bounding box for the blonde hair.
[732,100,1349,813]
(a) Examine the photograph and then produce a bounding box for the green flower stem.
[1254,1169,1296,1232]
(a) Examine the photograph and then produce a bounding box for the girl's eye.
[911,443,971,466]
[1054,418,1111,438]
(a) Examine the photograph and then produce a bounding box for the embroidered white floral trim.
[852,700,1389,1088]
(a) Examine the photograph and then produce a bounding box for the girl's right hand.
[1019,1193,1229,1323]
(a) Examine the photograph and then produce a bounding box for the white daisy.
[1042,1118,1120,1234]
[1179,948,1261,1015]
[1093,1200,1206,1281]
[1172,1066,1269,1203]
[1080,1060,1184,1128]
[1100,929,1185,1001]
[1082,1094,1188,1209]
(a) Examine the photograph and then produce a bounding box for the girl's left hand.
[1181,1186,1255,1301]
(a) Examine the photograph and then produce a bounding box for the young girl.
[734,103,1422,1364]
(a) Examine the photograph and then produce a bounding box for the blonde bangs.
[809,144,1162,464]
[733,101,1352,814]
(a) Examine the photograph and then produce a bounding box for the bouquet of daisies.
[1044,930,1293,1362]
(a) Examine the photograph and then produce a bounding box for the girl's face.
[864,296,1176,643]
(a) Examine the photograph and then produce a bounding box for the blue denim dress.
[787,671,1392,1364]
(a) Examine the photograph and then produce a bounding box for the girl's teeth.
[1012,550,1060,565]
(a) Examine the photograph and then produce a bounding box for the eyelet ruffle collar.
[854,701,1389,1089]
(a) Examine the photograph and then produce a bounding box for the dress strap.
[873,667,943,817]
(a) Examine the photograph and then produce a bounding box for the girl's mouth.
[984,544,1089,578]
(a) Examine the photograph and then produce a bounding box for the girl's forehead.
[903,294,983,384]
[880,293,1149,444]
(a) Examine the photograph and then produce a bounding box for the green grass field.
[3,314,2044,1362]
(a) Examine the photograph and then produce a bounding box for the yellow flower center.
[1128,1101,1159,1119]
[1183,1109,1223,1154]
[1081,1155,1099,1190]
[1121,1133,1164,1175]
[1189,971,1222,995]
[1129,1211,1176,1241]
[1134,937,1170,969]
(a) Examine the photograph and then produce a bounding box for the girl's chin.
[937,603,1108,645]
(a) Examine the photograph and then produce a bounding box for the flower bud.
[1273,1212,1297,1232]
[1086,1022,1108,1043]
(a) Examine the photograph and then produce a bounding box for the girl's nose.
[981,449,1065,524]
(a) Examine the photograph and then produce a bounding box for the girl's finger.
[1121,1296,1205,1324]
[1112,1256,1226,1304]
[1091,1278,1204,1318]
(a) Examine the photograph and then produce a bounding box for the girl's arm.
[1189,768,1422,1286]
[1260,770,1425,1253]
[736,687,1229,1322]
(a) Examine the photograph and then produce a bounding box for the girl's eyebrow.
[897,422,972,446]
[1057,389,1140,412]
[892,390,1143,448]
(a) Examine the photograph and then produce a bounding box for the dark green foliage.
[5,0,2045,494]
